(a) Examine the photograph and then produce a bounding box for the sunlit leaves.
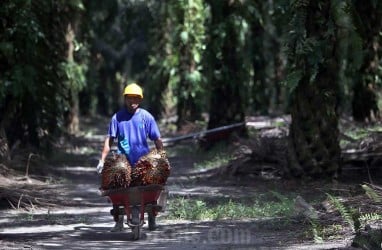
[180,30,189,43]
[0,0,87,146]
[291,0,310,8]
[147,0,207,122]
[67,0,85,11]
[60,61,87,91]
[282,69,302,93]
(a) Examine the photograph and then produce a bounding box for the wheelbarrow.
[101,184,167,240]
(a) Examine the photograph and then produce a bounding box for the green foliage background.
[1,0,382,177]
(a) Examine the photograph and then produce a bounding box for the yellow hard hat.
[123,83,143,98]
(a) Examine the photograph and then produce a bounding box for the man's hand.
[96,160,104,174]
[97,136,113,174]
[154,138,164,151]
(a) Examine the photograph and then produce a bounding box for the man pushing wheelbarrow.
[96,83,169,236]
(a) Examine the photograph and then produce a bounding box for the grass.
[166,144,196,158]
[192,142,234,170]
[193,153,233,170]
[167,191,295,221]
[16,212,35,221]
[307,220,345,243]
[341,124,382,147]
[166,140,234,170]
[44,175,70,184]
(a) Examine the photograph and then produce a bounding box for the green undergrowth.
[192,142,233,170]
[166,141,234,171]
[309,186,382,245]
[193,153,233,170]
[167,191,295,221]
[341,125,382,147]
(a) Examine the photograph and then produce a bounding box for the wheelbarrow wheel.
[132,226,140,240]
[131,206,141,240]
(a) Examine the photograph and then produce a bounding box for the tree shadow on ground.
[0,218,349,249]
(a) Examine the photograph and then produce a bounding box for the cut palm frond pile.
[131,150,171,186]
[101,154,131,190]
[0,185,58,210]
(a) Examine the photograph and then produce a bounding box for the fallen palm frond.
[0,185,58,210]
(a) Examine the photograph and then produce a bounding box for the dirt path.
[0,121,354,250]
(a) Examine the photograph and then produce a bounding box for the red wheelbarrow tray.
[101,184,166,223]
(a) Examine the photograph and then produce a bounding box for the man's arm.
[97,136,113,174]
[154,138,164,151]
[146,112,163,151]
[101,136,113,162]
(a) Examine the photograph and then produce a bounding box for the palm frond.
[326,193,354,230]
[362,184,382,203]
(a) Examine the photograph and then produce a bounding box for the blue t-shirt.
[108,108,161,166]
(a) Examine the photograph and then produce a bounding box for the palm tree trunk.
[0,125,10,164]
[351,0,382,122]
[288,68,341,177]
[287,0,341,178]
[207,1,246,131]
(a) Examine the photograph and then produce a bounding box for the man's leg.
[111,206,124,232]
[111,214,124,232]
[148,209,157,231]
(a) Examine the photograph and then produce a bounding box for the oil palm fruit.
[131,150,171,186]
[101,154,131,189]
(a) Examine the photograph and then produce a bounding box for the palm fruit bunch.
[131,150,171,186]
[101,154,132,190]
